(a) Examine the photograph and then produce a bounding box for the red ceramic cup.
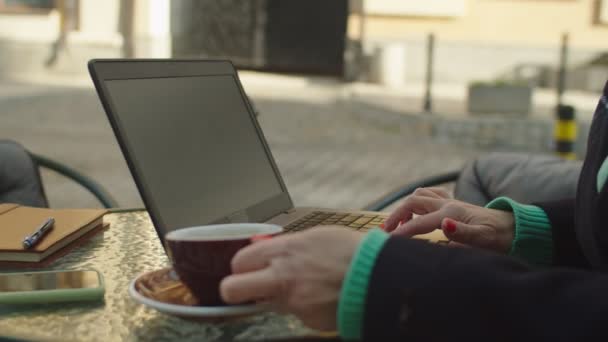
[165,223,283,306]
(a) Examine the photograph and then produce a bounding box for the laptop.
[88,59,446,245]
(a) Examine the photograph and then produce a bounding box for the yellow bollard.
[554,105,577,160]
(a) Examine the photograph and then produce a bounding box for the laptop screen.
[104,74,284,231]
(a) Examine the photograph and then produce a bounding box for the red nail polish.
[379,223,385,229]
[251,234,273,243]
[444,219,457,233]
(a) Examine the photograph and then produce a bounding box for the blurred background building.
[2,0,608,90]
[353,0,608,91]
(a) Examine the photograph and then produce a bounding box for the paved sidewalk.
[15,70,603,121]
[238,71,602,122]
[0,72,482,210]
[240,72,601,157]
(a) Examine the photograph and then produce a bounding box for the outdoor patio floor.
[0,76,481,211]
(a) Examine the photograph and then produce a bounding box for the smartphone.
[0,269,105,304]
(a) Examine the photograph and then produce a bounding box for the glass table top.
[0,211,315,341]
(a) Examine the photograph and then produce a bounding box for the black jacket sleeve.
[535,199,589,268]
[363,237,608,341]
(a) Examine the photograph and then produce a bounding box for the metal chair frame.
[30,153,118,209]
[363,170,461,212]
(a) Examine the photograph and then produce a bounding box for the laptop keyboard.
[284,211,386,233]
[283,211,449,244]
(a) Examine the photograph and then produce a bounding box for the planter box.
[467,84,532,116]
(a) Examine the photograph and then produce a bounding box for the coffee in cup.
[165,223,282,306]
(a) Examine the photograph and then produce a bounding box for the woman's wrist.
[486,197,553,266]
[338,228,389,340]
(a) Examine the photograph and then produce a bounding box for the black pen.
[22,217,55,249]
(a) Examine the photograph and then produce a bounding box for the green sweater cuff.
[486,197,553,266]
[338,228,389,341]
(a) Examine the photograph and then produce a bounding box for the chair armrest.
[29,153,118,209]
[363,171,461,212]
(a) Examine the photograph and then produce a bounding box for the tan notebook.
[0,204,107,263]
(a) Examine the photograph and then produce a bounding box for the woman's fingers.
[447,241,470,248]
[220,267,282,304]
[421,187,452,199]
[384,195,444,232]
[391,200,464,237]
[411,187,443,199]
[441,218,488,248]
[230,238,288,274]
[392,210,445,237]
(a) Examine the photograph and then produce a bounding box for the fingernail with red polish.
[251,234,273,243]
[444,219,457,233]
[379,223,385,229]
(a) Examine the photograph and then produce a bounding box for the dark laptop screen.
[104,75,283,231]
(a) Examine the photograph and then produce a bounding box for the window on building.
[0,0,55,13]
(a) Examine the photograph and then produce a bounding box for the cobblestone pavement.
[0,77,480,211]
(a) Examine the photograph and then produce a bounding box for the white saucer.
[128,271,265,318]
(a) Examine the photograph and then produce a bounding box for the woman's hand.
[220,226,363,331]
[384,188,515,253]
